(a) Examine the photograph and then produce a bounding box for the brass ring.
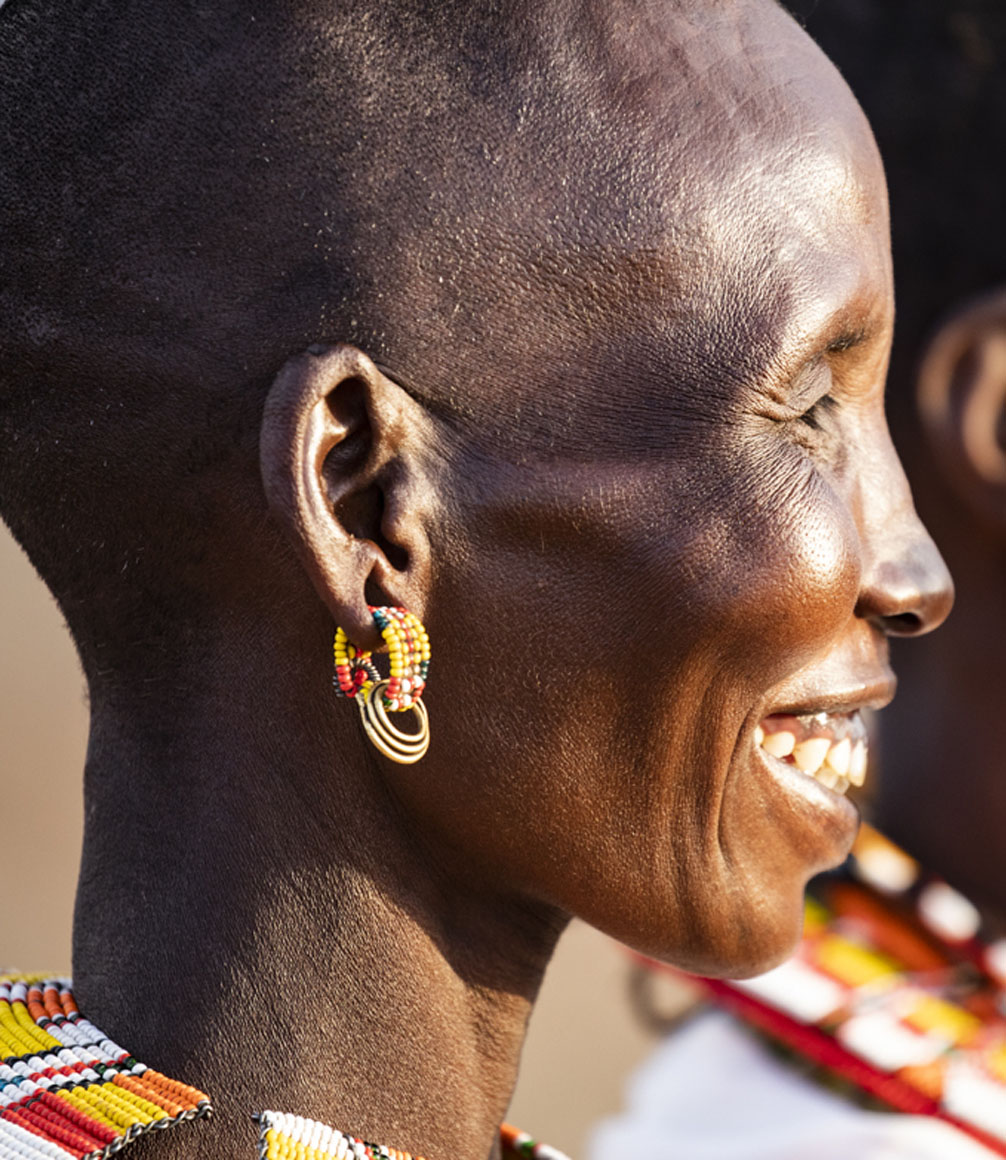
[357,680,430,764]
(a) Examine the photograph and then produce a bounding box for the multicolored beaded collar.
[0,975,209,1158]
[643,825,1006,1158]
[0,975,568,1160]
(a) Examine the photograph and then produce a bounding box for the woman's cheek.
[764,485,861,661]
[703,471,863,678]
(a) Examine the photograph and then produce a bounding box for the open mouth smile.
[755,711,868,797]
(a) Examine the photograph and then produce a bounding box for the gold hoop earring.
[333,606,431,764]
[357,679,430,764]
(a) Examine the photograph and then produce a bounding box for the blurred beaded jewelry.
[333,606,430,764]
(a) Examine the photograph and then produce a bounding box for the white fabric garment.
[589,1011,999,1160]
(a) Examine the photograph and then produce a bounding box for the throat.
[71,730,556,1160]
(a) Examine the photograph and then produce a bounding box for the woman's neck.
[72,688,564,1160]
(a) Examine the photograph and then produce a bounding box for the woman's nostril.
[858,535,954,637]
[883,611,924,636]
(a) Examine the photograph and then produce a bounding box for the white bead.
[918,881,981,943]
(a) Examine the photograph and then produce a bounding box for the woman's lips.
[754,710,868,796]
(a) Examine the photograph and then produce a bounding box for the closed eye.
[798,393,838,429]
[827,327,870,355]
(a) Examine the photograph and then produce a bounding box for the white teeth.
[825,738,851,776]
[757,716,868,797]
[792,737,831,775]
[762,731,796,758]
[815,765,839,790]
[849,741,867,787]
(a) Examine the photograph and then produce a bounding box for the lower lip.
[753,741,859,859]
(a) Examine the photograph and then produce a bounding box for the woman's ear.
[260,344,435,651]
[917,289,1006,533]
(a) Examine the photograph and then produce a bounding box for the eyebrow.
[826,326,872,354]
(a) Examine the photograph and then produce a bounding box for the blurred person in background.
[592,4,1006,1158]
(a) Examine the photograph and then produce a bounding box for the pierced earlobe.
[334,605,431,764]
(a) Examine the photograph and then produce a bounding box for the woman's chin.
[626,886,810,983]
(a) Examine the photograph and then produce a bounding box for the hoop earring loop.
[358,680,430,764]
[333,606,431,764]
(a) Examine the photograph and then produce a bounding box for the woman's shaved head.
[0,0,891,674]
[1,0,855,600]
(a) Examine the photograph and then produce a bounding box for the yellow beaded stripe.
[0,975,210,1159]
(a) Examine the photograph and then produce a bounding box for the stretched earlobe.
[917,290,1006,533]
[260,344,434,651]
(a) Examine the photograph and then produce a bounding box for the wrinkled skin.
[0,2,950,1158]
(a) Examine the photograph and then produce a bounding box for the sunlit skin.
[0,2,950,1159]
[363,9,949,976]
[796,2,1006,921]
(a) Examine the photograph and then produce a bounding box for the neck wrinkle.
[71,688,559,1160]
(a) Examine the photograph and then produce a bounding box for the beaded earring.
[333,606,431,763]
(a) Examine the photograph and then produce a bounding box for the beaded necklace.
[643,826,1006,1157]
[0,975,568,1160]
[0,975,209,1158]
[255,1113,567,1160]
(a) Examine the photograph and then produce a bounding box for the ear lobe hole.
[363,516,410,604]
[364,575,387,610]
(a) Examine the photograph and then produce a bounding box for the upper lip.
[763,676,896,720]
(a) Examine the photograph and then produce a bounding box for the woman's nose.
[855,524,954,637]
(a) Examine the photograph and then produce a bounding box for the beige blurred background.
[0,521,696,1157]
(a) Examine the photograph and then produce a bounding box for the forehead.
[386,2,891,444]
[593,4,889,340]
[665,65,891,388]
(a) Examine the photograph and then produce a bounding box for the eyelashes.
[797,393,838,430]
